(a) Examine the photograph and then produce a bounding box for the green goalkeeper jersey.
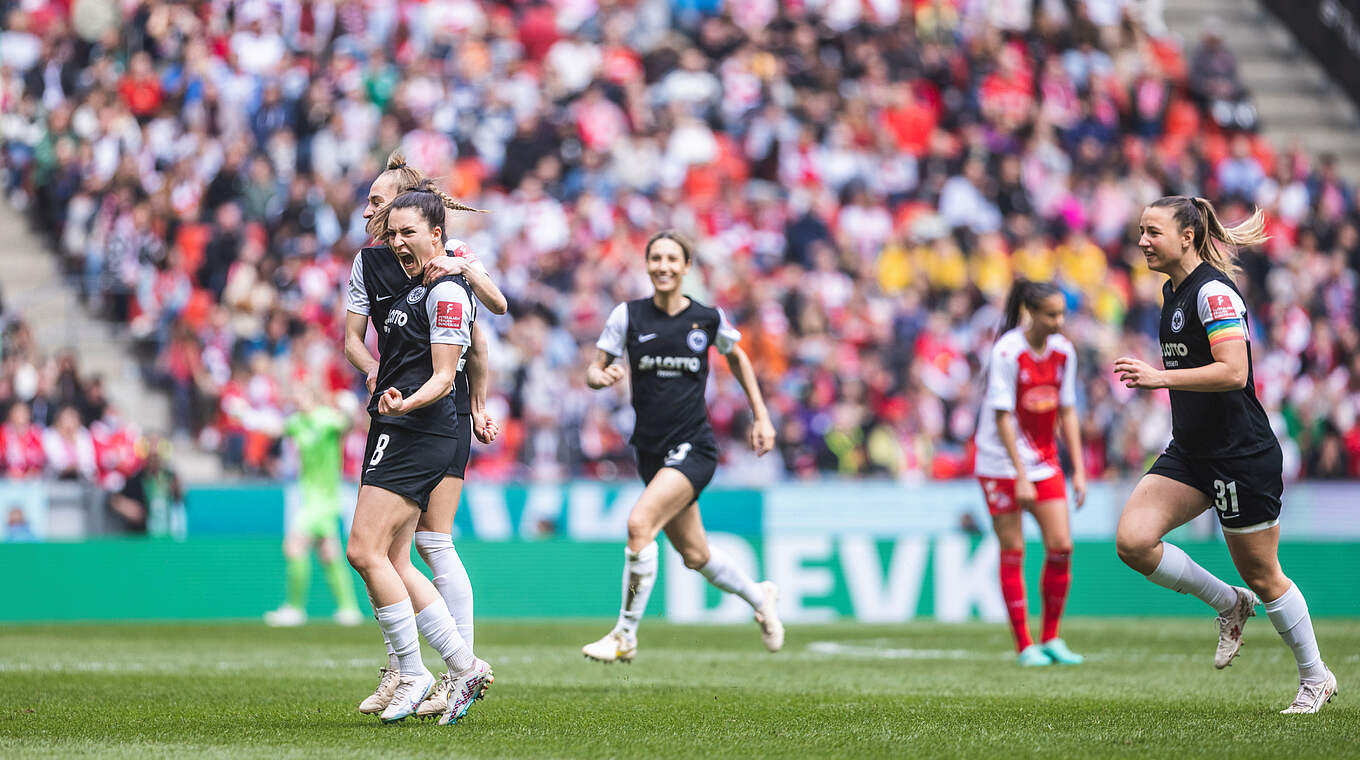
[284,406,348,504]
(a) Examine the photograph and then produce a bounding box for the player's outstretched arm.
[586,349,626,389]
[723,346,775,456]
[1114,340,1248,392]
[384,344,463,416]
[344,311,380,393]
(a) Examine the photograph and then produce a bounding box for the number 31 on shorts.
[1213,479,1239,517]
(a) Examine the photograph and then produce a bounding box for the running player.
[1115,196,1336,714]
[263,384,363,627]
[974,279,1086,667]
[344,182,493,725]
[581,230,783,663]
[345,153,504,718]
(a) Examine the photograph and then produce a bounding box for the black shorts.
[636,436,719,498]
[445,414,472,480]
[361,422,460,511]
[1148,441,1283,533]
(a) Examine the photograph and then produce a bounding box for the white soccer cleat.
[755,581,784,653]
[379,669,435,723]
[415,672,453,718]
[1281,669,1338,714]
[358,667,400,714]
[437,659,494,726]
[1214,587,1259,669]
[333,608,364,627]
[264,605,306,627]
[582,631,637,663]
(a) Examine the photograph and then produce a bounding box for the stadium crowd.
[1,0,1358,486]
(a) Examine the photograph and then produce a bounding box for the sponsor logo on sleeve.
[436,301,462,329]
[1207,294,1237,321]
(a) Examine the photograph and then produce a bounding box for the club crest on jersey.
[1171,308,1185,333]
[406,286,427,304]
[687,329,708,353]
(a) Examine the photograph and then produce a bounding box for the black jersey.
[347,243,476,414]
[1158,262,1276,458]
[596,297,742,453]
[364,274,475,437]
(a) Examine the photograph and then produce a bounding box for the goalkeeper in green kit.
[265,384,363,626]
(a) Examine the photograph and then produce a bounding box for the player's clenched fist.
[378,387,406,416]
[748,416,775,456]
[594,364,626,388]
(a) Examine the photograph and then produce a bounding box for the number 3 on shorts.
[369,434,391,466]
[1212,479,1239,517]
[665,442,691,466]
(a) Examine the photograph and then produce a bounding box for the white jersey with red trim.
[973,328,1078,480]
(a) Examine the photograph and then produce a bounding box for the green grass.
[1,619,1355,759]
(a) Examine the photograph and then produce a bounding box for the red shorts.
[977,472,1067,516]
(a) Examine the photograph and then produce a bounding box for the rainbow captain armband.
[1205,317,1247,346]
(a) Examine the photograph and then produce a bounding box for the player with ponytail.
[974,278,1086,666]
[1115,197,1335,713]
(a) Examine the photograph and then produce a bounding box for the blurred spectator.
[4,506,35,542]
[43,405,98,481]
[0,0,1355,486]
[107,437,183,536]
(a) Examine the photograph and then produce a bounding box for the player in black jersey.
[1114,196,1335,713]
[345,153,507,718]
[343,183,494,726]
[580,230,784,663]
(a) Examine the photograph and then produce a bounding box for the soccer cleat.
[263,605,306,627]
[1040,638,1084,665]
[358,667,399,714]
[333,608,364,627]
[415,672,453,718]
[1281,669,1338,714]
[1018,644,1052,667]
[1214,587,1260,669]
[379,670,435,723]
[437,659,494,726]
[582,631,637,663]
[755,581,785,652]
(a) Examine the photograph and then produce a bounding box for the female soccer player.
[263,383,362,627]
[1115,196,1336,714]
[345,153,505,718]
[974,279,1086,667]
[581,230,783,663]
[344,182,493,726]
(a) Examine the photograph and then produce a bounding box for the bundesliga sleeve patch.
[436,301,462,329]
[1207,294,1237,322]
[1205,318,1246,345]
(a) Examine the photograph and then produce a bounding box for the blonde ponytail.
[1149,196,1269,277]
[367,157,487,239]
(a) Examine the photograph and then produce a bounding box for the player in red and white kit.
[974,280,1087,666]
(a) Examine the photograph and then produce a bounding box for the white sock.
[415,531,475,651]
[1264,583,1327,683]
[368,591,399,669]
[1147,542,1237,614]
[615,542,658,639]
[415,597,476,674]
[699,546,764,609]
[374,598,425,676]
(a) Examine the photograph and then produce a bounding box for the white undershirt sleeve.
[596,302,628,357]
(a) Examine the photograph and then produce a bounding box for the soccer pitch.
[3,619,1355,759]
